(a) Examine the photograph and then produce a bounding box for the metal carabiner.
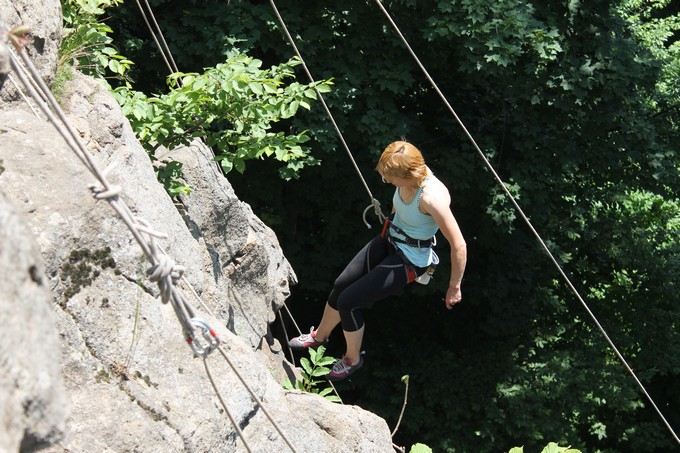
[186,318,220,357]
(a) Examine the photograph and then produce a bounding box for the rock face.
[0,1,394,452]
[0,192,68,453]
[0,0,62,103]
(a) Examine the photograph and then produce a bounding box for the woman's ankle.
[312,330,327,342]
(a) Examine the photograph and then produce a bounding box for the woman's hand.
[445,286,462,309]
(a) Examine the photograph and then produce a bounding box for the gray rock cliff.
[0,1,393,452]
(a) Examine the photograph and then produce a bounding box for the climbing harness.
[386,220,435,249]
[370,0,680,444]
[377,215,437,285]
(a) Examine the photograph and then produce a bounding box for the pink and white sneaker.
[288,327,328,350]
[326,354,364,381]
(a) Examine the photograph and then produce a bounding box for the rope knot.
[362,197,386,229]
[88,163,124,200]
[371,197,384,217]
[88,182,122,200]
[147,255,185,303]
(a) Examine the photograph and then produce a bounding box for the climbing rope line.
[281,302,303,339]
[7,72,42,117]
[142,0,179,74]
[372,0,679,444]
[5,38,298,452]
[213,345,298,452]
[202,357,253,452]
[133,0,179,77]
[278,309,297,365]
[268,0,386,228]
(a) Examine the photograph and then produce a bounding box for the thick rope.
[141,0,180,74]
[268,0,385,228]
[372,0,680,444]
[278,310,296,365]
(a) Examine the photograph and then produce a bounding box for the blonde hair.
[375,141,428,186]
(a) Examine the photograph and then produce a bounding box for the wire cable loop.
[146,254,185,304]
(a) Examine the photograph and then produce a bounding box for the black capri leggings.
[327,235,427,332]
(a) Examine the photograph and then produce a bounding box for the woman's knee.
[335,295,354,314]
[340,308,364,332]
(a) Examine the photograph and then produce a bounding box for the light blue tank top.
[389,176,439,268]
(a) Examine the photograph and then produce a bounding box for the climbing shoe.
[326,354,364,382]
[288,327,328,350]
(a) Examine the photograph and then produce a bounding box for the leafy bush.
[408,443,432,453]
[283,345,341,403]
[60,0,133,80]
[59,0,331,194]
[113,55,332,182]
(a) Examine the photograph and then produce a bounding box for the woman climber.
[288,140,467,381]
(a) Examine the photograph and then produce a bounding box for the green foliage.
[60,1,330,195]
[509,443,582,453]
[486,181,521,233]
[112,55,331,180]
[408,443,432,453]
[283,346,341,403]
[425,0,564,73]
[60,0,133,80]
[154,160,190,196]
